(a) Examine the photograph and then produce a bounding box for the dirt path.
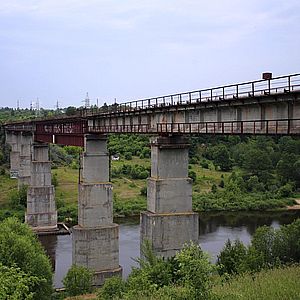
[287,199,300,210]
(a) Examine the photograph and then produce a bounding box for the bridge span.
[4,73,300,285]
[5,73,300,146]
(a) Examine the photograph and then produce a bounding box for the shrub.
[63,265,93,296]
[219,179,225,188]
[174,242,215,299]
[188,170,197,182]
[211,184,217,193]
[200,160,209,169]
[98,276,125,300]
[140,186,147,196]
[124,152,132,160]
[0,218,53,300]
[52,173,58,187]
[217,239,247,275]
[277,182,293,198]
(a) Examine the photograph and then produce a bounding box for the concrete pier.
[141,135,199,258]
[73,134,122,286]
[18,133,32,187]
[6,132,32,187]
[26,143,58,232]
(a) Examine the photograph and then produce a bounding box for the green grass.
[213,265,300,300]
[52,168,79,204]
[0,174,18,207]
[189,164,230,193]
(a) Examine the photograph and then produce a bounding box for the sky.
[0,0,299,109]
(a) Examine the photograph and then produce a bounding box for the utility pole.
[83,92,90,108]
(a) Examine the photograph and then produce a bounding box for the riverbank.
[63,265,300,300]
[287,199,300,210]
[40,210,300,289]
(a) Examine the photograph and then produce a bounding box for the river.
[39,210,300,288]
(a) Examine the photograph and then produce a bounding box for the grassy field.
[52,156,229,206]
[213,265,300,300]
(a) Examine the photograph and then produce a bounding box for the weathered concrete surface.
[26,143,57,232]
[141,211,199,258]
[73,134,121,286]
[147,178,193,213]
[73,224,120,271]
[78,183,113,227]
[141,136,199,258]
[26,186,57,229]
[6,132,33,186]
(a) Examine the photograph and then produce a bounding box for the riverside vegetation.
[60,218,300,299]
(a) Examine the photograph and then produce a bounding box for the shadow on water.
[39,211,300,288]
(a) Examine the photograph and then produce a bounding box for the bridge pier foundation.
[141,136,199,258]
[72,134,122,286]
[26,143,58,232]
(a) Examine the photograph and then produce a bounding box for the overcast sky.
[0,0,299,109]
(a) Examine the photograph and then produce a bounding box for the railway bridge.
[4,73,300,285]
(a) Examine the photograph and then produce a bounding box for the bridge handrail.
[87,73,300,116]
[157,118,300,135]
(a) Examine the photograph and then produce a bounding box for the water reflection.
[39,235,57,271]
[40,211,300,288]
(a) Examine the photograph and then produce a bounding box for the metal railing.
[87,73,300,115]
[88,124,150,134]
[5,124,34,132]
[157,119,300,135]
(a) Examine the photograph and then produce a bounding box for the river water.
[39,210,300,288]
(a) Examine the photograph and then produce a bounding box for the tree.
[65,106,77,116]
[0,263,40,300]
[174,242,214,299]
[212,145,233,171]
[0,218,53,300]
[243,148,273,181]
[217,239,247,275]
[63,265,93,296]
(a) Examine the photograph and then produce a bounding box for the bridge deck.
[4,73,300,146]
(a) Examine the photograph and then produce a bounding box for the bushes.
[63,265,93,297]
[192,180,295,212]
[0,218,53,300]
[124,152,132,160]
[113,194,146,217]
[112,163,150,180]
[99,242,214,300]
[8,185,27,209]
[97,276,125,300]
[217,239,247,276]
[217,218,300,276]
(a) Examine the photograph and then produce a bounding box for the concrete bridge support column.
[72,134,122,286]
[6,132,21,179]
[5,132,32,187]
[26,143,57,232]
[141,135,199,258]
[18,133,33,187]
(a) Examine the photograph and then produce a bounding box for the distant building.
[111,154,120,161]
